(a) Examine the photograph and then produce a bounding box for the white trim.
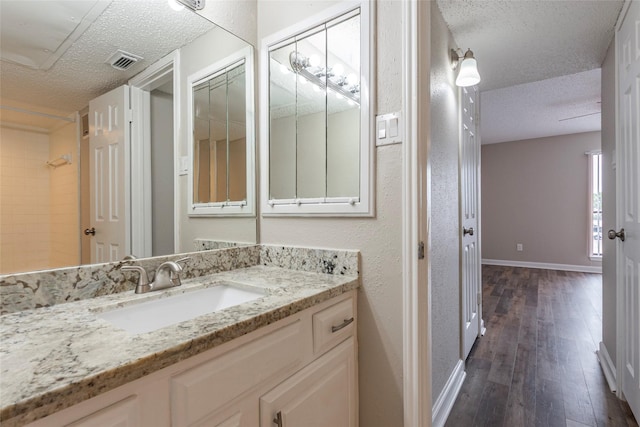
[597,341,617,392]
[186,46,256,217]
[432,360,466,427]
[482,259,602,274]
[259,0,375,217]
[402,0,431,426]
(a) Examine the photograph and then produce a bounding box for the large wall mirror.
[0,0,257,275]
[188,47,255,216]
[260,1,373,216]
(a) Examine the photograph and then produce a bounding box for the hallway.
[446,266,638,427]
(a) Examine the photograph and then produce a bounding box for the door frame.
[401,0,432,426]
[128,51,181,257]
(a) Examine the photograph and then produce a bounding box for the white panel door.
[89,85,130,263]
[460,85,481,359]
[616,0,640,420]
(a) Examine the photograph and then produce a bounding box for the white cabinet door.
[88,85,130,263]
[65,396,139,427]
[616,0,640,420]
[259,338,357,427]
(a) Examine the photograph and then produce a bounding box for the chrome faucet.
[121,257,189,294]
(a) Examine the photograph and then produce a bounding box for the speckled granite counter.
[0,247,360,426]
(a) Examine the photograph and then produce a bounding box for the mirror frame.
[187,45,256,217]
[259,0,374,217]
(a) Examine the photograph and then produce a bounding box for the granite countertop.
[0,265,359,426]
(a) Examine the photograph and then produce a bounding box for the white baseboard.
[597,341,617,392]
[433,359,466,427]
[482,259,602,274]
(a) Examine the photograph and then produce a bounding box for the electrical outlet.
[516,243,523,252]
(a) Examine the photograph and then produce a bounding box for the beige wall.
[258,2,405,426]
[150,90,175,256]
[49,122,80,268]
[430,1,462,404]
[481,132,602,268]
[601,41,617,361]
[0,127,51,273]
[177,26,257,250]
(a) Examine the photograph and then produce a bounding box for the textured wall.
[177,26,257,250]
[49,122,80,268]
[200,0,258,46]
[481,132,602,267]
[257,1,405,426]
[601,41,616,362]
[430,1,462,405]
[0,128,51,273]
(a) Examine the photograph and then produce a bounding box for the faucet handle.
[121,265,151,294]
[174,257,190,266]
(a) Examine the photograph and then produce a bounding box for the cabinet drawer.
[312,297,355,355]
[171,319,304,426]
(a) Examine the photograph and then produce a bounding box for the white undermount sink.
[96,283,266,335]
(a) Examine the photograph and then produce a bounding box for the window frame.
[587,150,603,260]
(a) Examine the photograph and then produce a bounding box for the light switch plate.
[179,156,189,176]
[376,112,402,146]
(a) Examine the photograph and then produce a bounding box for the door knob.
[84,227,96,236]
[607,228,625,242]
[463,227,474,236]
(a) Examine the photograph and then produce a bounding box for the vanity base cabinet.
[259,337,357,427]
[22,291,357,427]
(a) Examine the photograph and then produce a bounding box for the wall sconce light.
[451,48,481,87]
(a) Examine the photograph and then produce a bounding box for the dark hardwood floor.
[445,265,638,427]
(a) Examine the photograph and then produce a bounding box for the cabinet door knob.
[84,227,96,236]
[273,411,283,427]
[463,227,474,236]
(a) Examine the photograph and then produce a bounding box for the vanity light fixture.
[175,0,205,11]
[451,48,481,87]
[288,50,360,104]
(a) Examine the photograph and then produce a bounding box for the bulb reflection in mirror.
[168,0,185,11]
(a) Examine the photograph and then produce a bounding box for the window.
[588,152,603,258]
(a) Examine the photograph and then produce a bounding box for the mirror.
[262,4,372,216]
[188,46,255,216]
[0,0,257,275]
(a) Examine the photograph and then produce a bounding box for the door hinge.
[418,241,425,260]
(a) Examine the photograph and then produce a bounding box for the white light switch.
[376,112,402,146]
[389,117,399,138]
[179,156,189,176]
[378,120,387,139]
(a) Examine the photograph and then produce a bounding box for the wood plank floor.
[445,265,638,427]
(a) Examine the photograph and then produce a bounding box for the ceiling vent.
[176,0,205,10]
[106,50,143,71]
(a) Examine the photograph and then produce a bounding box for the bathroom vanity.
[0,246,359,427]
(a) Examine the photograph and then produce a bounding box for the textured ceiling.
[437,0,623,92]
[437,0,623,143]
[481,69,602,144]
[0,0,216,128]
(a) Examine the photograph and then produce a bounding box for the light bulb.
[309,55,321,68]
[168,0,185,11]
[346,73,358,85]
[331,63,344,76]
[455,50,481,87]
[312,85,320,93]
[279,64,288,74]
